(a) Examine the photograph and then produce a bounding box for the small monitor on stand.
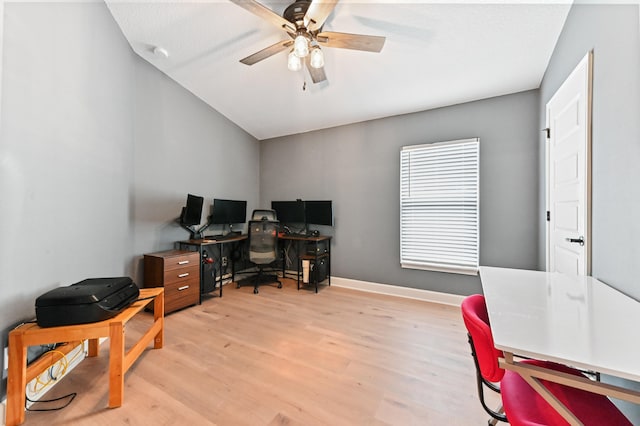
[271,200,306,234]
[305,200,333,227]
[209,199,247,235]
[178,194,208,239]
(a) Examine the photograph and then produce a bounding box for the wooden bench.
[6,287,164,426]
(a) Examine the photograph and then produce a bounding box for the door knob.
[565,236,585,246]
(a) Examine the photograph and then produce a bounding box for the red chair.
[461,294,631,426]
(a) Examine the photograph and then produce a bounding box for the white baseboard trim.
[1,399,5,426]
[331,276,465,307]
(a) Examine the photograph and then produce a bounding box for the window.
[400,138,479,275]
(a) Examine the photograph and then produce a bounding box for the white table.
[479,266,640,425]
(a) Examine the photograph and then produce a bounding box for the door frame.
[545,51,593,273]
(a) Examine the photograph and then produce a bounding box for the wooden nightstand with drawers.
[144,250,200,314]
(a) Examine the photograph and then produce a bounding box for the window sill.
[401,262,478,276]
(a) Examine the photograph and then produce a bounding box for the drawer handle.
[178,273,189,278]
[178,285,190,291]
[178,260,190,265]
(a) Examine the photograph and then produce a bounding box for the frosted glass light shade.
[310,47,324,68]
[288,50,302,71]
[294,34,309,58]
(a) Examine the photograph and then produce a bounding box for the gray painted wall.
[539,4,640,295]
[538,3,640,421]
[0,3,133,348]
[130,57,261,282]
[0,0,134,397]
[261,90,540,296]
[0,2,259,399]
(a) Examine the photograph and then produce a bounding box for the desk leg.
[297,251,301,291]
[153,292,164,349]
[328,247,331,286]
[281,243,285,279]
[220,243,224,298]
[218,243,224,297]
[229,243,238,297]
[108,321,125,408]
[199,245,204,304]
[314,248,319,294]
[6,333,27,426]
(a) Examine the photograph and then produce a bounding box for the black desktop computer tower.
[310,258,328,283]
[202,264,216,294]
[201,251,216,294]
[306,240,329,256]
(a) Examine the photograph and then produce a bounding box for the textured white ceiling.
[105,1,572,140]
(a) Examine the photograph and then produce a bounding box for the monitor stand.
[180,222,209,240]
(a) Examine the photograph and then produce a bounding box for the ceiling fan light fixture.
[310,46,324,69]
[231,0,386,85]
[294,33,309,58]
[287,50,302,71]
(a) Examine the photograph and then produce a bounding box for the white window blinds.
[400,138,479,275]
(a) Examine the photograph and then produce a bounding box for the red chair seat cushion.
[501,359,632,426]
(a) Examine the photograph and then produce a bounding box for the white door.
[546,52,592,275]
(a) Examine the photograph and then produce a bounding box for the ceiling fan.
[230,0,386,84]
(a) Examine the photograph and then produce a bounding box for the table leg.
[88,338,100,357]
[6,332,27,426]
[108,321,125,408]
[501,354,589,425]
[520,373,582,425]
[153,291,164,349]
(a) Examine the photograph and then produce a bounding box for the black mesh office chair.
[238,210,281,294]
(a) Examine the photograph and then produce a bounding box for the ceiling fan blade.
[317,31,385,52]
[304,0,339,32]
[240,40,294,65]
[304,57,327,84]
[230,0,297,33]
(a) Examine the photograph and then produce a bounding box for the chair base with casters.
[236,269,281,294]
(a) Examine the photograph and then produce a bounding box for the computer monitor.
[180,194,204,226]
[305,200,333,226]
[210,199,247,225]
[271,200,305,224]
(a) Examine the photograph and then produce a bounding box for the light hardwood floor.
[21,279,498,425]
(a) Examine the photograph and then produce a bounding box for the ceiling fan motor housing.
[283,0,312,29]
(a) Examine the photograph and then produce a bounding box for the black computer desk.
[177,234,247,301]
[279,233,332,293]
